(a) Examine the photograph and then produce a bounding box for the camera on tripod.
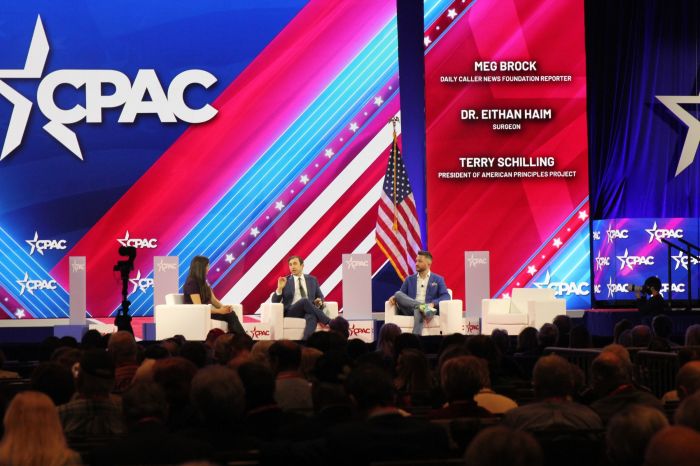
[114,246,137,334]
[626,276,662,295]
[114,246,136,276]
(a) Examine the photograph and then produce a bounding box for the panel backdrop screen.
[0,0,402,319]
[424,0,591,310]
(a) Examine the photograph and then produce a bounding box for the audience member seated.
[180,341,208,369]
[249,340,274,367]
[618,329,633,347]
[675,390,700,432]
[394,348,435,408]
[464,426,543,466]
[226,334,255,369]
[0,391,80,466]
[305,330,347,354]
[81,329,104,350]
[0,350,19,379]
[589,352,663,424]
[300,347,323,380]
[553,315,572,348]
[270,340,313,414]
[630,325,652,348]
[51,347,82,371]
[237,362,305,440]
[187,366,259,455]
[392,332,423,363]
[90,382,209,465]
[108,331,139,394]
[329,316,350,340]
[569,325,592,348]
[325,364,449,466]
[31,362,75,406]
[613,319,634,344]
[472,356,518,414]
[375,323,401,365]
[152,357,198,431]
[605,405,668,466]
[58,349,126,439]
[643,426,700,466]
[514,326,540,378]
[538,323,559,351]
[346,338,369,362]
[503,355,602,431]
[428,356,492,419]
[468,334,521,386]
[662,360,700,404]
[685,324,700,346]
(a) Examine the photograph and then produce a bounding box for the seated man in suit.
[272,255,331,340]
[388,250,451,335]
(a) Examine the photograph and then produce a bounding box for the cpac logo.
[463,322,480,334]
[606,227,629,243]
[467,254,488,268]
[25,231,67,255]
[0,16,218,161]
[616,249,654,270]
[349,323,372,336]
[247,327,271,339]
[16,272,57,295]
[129,270,153,294]
[118,231,158,249]
[345,258,369,270]
[534,271,590,296]
[70,261,86,272]
[595,251,610,271]
[660,282,686,295]
[594,284,602,294]
[607,278,630,299]
[592,231,601,241]
[671,251,700,270]
[645,222,683,244]
[155,258,177,273]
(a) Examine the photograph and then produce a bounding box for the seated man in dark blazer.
[388,250,451,334]
[272,255,331,340]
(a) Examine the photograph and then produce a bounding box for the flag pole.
[390,116,400,231]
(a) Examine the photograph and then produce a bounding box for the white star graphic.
[26,231,41,255]
[15,309,25,319]
[275,201,284,210]
[373,96,384,106]
[447,8,458,19]
[225,254,234,264]
[129,270,142,294]
[117,230,131,247]
[424,36,432,47]
[578,210,588,221]
[16,273,31,296]
[250,227,260,237]
[527,265,537,276]
[300,174,309,184]
[534,271,552,289]
[325,148,334,158]
[3,297,7,302]
[502,293,510,299]
[656,93,700,176]
[349,122,359,132]
[607,276,616,299]
[552,237,563,248]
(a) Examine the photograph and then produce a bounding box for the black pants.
[285,298,331,340]
[211,311,245,335]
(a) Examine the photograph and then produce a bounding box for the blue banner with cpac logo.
[592,218,700,303]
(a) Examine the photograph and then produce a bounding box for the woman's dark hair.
[187,256,211,304]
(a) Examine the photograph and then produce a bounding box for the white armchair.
[481,288,565,335]
[154,293,241,340]
[259,299,339,340]
[384,290,463,336]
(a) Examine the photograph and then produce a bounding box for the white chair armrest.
[154,303,210,340]
[324,301,339,319]
[439,299,463,334]
[260,302,284,339]
[384,300,399,324]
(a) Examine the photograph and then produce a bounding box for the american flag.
[375,124,422,280]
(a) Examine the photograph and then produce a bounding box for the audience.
[631,325,652,347]
[429,356,491,419]
[30,362,75,406]
[503,355,602,431]
[606,405,668,466]
[107,331,139,394]
[0,391,80,466]
[464,426,543,466]
[269,340,313,413]
[590,352,663,424]
[58,349,126,439]
[675,390,700,432]
[394,348,434,408]
[0,350,19,379]
[685,324,700,346]
[613,319,633,344]
[553,315,572,348]
[569,325,592,348]
[644,426,700,466]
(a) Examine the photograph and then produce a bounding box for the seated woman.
[184,256,244,335]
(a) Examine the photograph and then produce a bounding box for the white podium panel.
[342,254,372,320]
[465,251,490,320]
[154,256,179,308]
[69,257,86,325]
